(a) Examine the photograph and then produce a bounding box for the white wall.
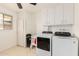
[51,25,73,33]
[0,6,17,51]
[73,4,79,38]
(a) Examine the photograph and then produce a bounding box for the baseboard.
[16,44,24,47]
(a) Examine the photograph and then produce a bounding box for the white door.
[18,12,27,47]
[18,15,25,47]
[54,4,63,25]
[53,37,78,56]
[63,3,74,24]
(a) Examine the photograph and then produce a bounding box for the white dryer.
[36,31,53,56]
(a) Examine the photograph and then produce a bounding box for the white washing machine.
[52,32,78,56]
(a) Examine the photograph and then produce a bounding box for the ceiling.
[0,3,56,13]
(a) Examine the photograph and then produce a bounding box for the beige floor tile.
[0,46,36,56]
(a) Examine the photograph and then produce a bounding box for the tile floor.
[0,46,36,56]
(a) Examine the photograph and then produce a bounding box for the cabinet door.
[41,9,48,25]
[48,8,55,25]
[36,12,44,33]
[63,3,74,24]
[54,4,63,25]
[36,10,48,33]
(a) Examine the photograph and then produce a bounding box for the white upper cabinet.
[36,9,48,33]
[47,7,55,25]
[54,4,63,25]
[36,3,74,27]
[54,3,74,25]
[40,9,48,25]
[38,7,55,26]
[63,3,74,25]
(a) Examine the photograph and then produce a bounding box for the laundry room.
[0,3,79,56]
